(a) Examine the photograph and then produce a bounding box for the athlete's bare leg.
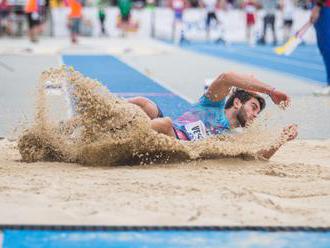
[128,97,160,119]
[151,117,176,137]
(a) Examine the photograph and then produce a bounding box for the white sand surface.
[0,138,329,226]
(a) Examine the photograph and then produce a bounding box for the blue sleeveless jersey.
[173,95,230,141]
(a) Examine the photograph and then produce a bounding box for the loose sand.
[0,67,329,226]
[1,138,330,226]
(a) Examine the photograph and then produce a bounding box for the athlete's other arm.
[310,0,325,23]
[206,71,290,106]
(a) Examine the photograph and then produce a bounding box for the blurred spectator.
[117,0,132,36]
[0,0,11,36]
[280,0,295,42]
[169,0,189,42]
[311,0,330,95]
[97,0,107,36]
[241,0,260,45]
[25,0,42,42]
[258,0,278,45]
[65,0,82,43]
[200,0,219,40]
[146,0,156,37]
[42,0,51,35]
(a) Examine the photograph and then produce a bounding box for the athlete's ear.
[233,98,242,110]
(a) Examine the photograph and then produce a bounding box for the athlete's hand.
[270,89,290,108]
[281,124,298,142]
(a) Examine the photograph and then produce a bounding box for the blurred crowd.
[0,0,319,43]
[0,0,329,93]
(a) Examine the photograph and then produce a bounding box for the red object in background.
[246,13,255,25]
[241,0,258,26]
[25,0,38,13]
[0,0,10,11]
[326,0,330,7]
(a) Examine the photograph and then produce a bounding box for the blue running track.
[179,42,327,85]
[3,229,330,248]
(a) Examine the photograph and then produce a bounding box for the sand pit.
[0,66,329,226]
[0,138,330,226]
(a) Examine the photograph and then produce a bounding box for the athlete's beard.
[236,106,248,127]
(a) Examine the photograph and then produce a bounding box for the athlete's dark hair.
[225,88,266,112]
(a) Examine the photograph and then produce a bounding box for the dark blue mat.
[62,55,191,118]
[2,229,330,248]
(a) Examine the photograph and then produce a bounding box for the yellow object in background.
[50,0,66,8]
[274,21,312,56]
[274,36,300,55]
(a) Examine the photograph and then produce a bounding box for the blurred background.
[1,0,329,140]
[0,0,317,43]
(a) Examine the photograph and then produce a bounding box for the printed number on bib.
[184,120,207,141]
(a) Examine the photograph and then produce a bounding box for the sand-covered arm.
[257,124,298,159]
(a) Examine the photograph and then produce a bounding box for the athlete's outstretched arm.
[206,71,290,106]
[257,124,298,159]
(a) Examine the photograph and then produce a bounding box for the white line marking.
[0,231,3,248]
[116,56,194,104]
[114,92,176,97]
[57,56,74,119]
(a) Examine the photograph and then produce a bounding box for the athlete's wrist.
[267,87,276,97]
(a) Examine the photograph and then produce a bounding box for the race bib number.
[184,120,207,141]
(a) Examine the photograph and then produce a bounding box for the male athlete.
[128,71,298,159]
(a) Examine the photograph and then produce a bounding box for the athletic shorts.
[70,18,81,34]
[157,105,189,141]
[173,127,189,140]
[156,104,164,118]
[283,19,293,27]
[206,12,217,27]
[174,10,183,21]
[26,12,40,29]
[246,13,255,26]
[121,14,130,22]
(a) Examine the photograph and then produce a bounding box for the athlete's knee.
[162,117,172,124]
[152,117,172,129]
[128,97,151,107]
[162,117,174,132]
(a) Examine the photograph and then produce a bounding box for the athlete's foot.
[257,38,265,45]
[215,37,225,44]
[313,86,330,96]
[180,36,189,45]
[30,37,39,43]
[71,36,78,44]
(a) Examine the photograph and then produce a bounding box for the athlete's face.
[237,97,261,127]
